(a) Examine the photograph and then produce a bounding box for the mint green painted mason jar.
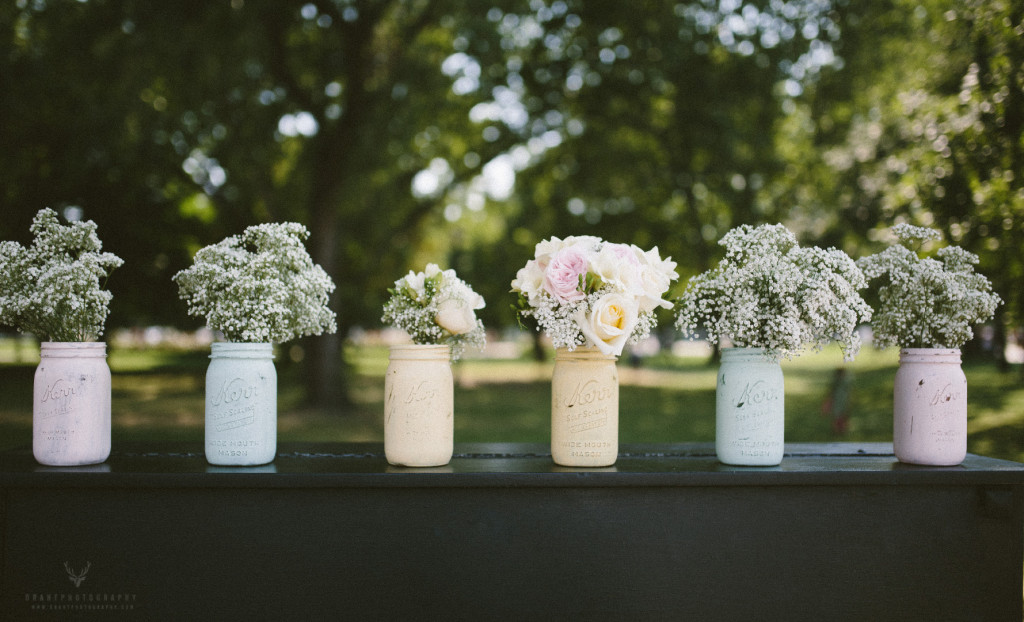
[716,347,785,466]
[205,342,277,466]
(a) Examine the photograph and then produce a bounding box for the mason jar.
[384,344,454,467]
[893,348,967,466]
[33,342,111,466]
[551,346,619,467]
[205,342,277,466]
[716,347,785,466]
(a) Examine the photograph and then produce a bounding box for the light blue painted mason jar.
[715,347,785,466]
[205,342,277,466]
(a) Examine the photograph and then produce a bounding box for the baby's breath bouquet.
[0,208,123,342]
[856,224,1001,349]
[675,223,872,360]
[381,263,486,360]
[511,236,679,357]
[173,222,336,343]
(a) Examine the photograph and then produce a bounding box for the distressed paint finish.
[205,342,277,466]
[32,342,111,466]
[893,348,967,466]
[384,345,453,467]
[716,347,785,466]
[551,347,618,467]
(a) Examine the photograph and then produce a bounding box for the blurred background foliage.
[1,0,1021,407]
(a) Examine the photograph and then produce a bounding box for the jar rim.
[210,341,275,359]
[388,344,451,360]
[554,345,617,361]
[899,347,961,363]
[40,341,108,358]
[720,346,776,362]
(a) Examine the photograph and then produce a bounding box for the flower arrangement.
[511,236,679,357]
[855,224,1001,349]
[0,208,123,342]
[381,263,486,360]
[674,223,872,360]
[173,222,336,343]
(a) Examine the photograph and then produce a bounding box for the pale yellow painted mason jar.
[551,346,619,467]
[384,344,454,467]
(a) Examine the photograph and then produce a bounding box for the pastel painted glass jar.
[384,344,454,467]
[205,342,277,466]
[33,342,111,466]
[893,348,967,466]
[551,347,618,468]
[715,347,785,466]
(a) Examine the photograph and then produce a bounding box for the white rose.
[574,292,640,356]
[534,235,601,264]
[511,260,547,305]
[635,246,679,313]
[400,270,427,301]
[590,243,643,296]
[435,297,480,335]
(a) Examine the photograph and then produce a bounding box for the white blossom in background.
[381,263,486,360]
[0,208,123,342]
[173,222,336,344]
[856,223,1001,349]
[512,236,679,357]
[674,223,871,360]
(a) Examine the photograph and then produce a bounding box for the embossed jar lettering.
[33,342,111,466]
[893,348,967,466]
[205,342,276,466]
[551,347,619,467]
[716,347,785,466]
[385,345,454,467]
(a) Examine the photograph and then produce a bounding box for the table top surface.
[3,442,1024,488]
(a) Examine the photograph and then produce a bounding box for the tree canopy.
[2,0,1021,402]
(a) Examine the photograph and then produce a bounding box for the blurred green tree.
[1,0,525,404]
[779,0,1023,361]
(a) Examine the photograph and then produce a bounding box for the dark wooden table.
[2,442,1023,621]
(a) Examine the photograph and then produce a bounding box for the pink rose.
[543,247,588,303]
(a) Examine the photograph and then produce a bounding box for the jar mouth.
[40,342,108,358]
[210,342,275,359]
[720,347,775,362]
[554,346,617,361]
[899,348,961,363]
[389,344,451,360]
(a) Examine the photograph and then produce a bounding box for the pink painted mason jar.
[893,348,967,466]
[33,342,111,466]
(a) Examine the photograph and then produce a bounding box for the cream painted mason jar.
[33,342,111,466]
[384,344,454,467]
[551,347,618,467]
[205,342,277,466]
[716,347,785,466]
[893,348,967,466]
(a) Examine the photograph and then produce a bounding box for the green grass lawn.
[2,340,1023,462]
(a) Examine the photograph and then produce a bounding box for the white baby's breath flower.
[857,226,1000,349]
[675,223,871,360]
[173,222,336,344]
[0,208,123,342]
